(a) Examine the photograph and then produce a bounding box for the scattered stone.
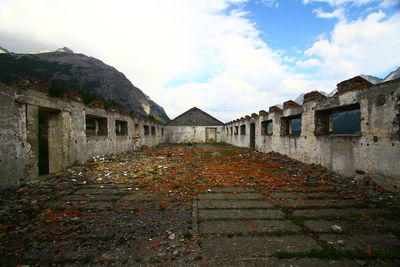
[331,224,343,233]
[168,233,175,240]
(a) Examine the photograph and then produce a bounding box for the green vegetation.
[148,113,166,123]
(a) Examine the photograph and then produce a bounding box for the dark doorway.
[250,123,255,150]
[206,127,217,142]
[38,110,49,175]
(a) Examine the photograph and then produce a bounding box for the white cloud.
[303,0,377,6]
[0,0,308,121]
[296,58,322,68]
[0,0,398,122]
[313,7,345,20]
[380,0,400,8]
[303,11,400,83]
[259,0,279,8]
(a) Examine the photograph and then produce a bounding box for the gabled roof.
[168,107,224,126]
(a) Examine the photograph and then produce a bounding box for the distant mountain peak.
[55,47,74,53]
[359,74,383,84]
[0,46,9,54]
[34,47,74,54]
[383,67,400,82]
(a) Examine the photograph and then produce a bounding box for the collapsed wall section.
[225,77,400,191]
[0,81,166,188]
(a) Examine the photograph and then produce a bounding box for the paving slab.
[205,258,363,267]
[209,187,256,193]
[59,201,113,209]
[304,219,400,233]
[275,199,360,208]
[199,209,285,220]
[113,201,159,210]
[199,220,300,234]
[59,194,120,201]
[276,187,335,192]
[198,192,265,200]
[198,200,273,209]
[271,192,351,200]
[201,235,321,258]
[291,208,392,217]
[73,188,121,195]
[119,194,163,201]
[79,184,136,189]
[319,233,400,251]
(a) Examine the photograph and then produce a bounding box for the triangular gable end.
[168,107,224,126]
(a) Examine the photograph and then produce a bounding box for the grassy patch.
[112,192,130,196]
[376,211,400,220]
[378,227,400,238]
[221,150,238,156]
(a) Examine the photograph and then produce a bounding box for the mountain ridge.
[0,47,169,122]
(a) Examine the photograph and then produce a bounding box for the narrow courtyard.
[1,144,399,266]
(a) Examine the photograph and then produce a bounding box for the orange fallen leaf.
[151,242,161,248]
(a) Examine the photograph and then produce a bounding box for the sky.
[0,0,399,121]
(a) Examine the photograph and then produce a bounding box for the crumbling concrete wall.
[165,126,224,143]
[0,82,165,188]
[225,78,400,191]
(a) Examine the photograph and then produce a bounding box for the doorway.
[250,123,255,150]
[38,110,49,175]
[37,109,64,175]
[206,127,217,142]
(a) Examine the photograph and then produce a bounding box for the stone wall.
[0,83,165,188]
[225,77,400,191]
[165,126,225,143]
[2,76,399,191]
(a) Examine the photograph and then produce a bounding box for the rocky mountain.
[383,67,400,82]
[359,74,383,84]
[0,47,169,122]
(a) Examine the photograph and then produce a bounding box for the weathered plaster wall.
[225,78,400,191]
[165,126,224,143]
[0,83,165,188]
[0,85,30,186]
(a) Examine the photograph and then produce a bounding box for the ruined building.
[0,76,399,191]
[166,107,225,143]
[226,76,400,191]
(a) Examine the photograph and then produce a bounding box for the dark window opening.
[281,115,302,136]
[161,128,164,136]
[144,125,150,135]
[240,125,246,135]
[315,103,361,136]
[115,120,128,136]
[85,115,108,136]
[290,118,302,135]
[133,124,139,136]
[261,120,273,135]
[230,127,233,135]
[151,126,156,136]
[234,126,239,135]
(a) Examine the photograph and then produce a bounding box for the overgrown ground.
[0,143,399,266]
